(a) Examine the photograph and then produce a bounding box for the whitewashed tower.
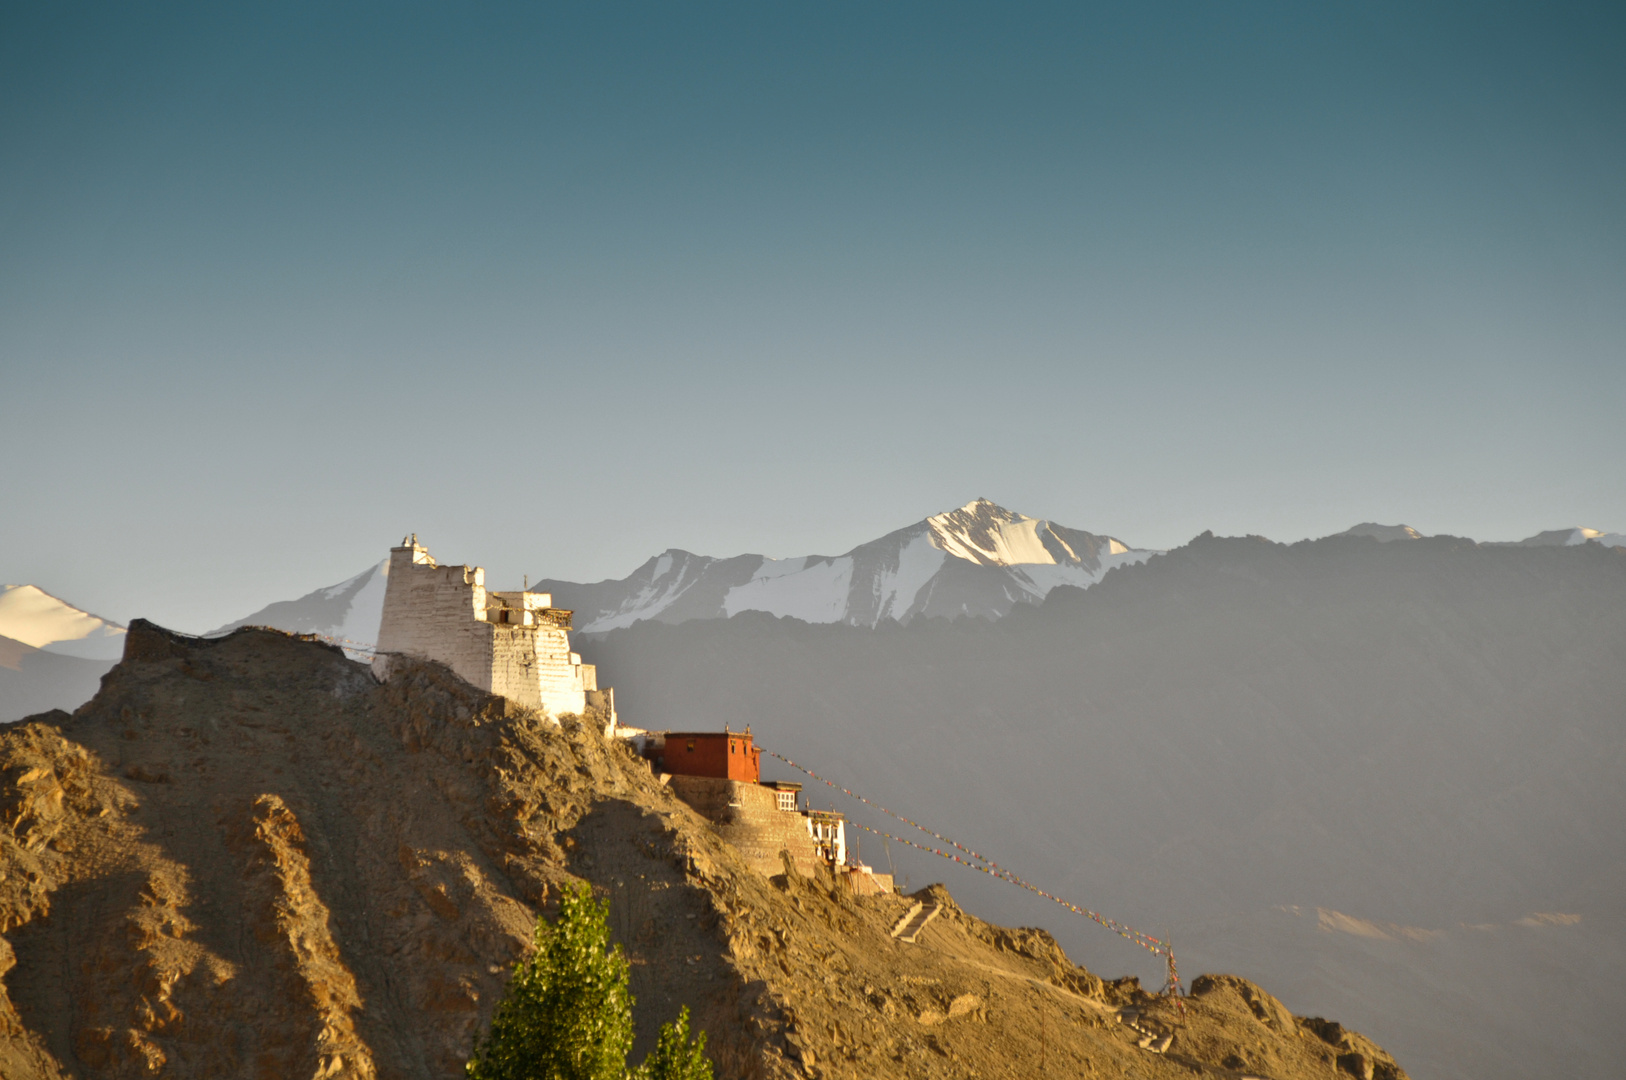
[372,536,611,723]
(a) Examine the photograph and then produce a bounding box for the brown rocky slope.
[0,621,1407,1080]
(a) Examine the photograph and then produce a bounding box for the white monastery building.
[373,536,613,723]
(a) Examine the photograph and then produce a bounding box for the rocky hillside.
[0,622,1406,1080]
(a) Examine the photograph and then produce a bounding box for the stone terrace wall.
[841,868,895,896]
[668,777,821,876]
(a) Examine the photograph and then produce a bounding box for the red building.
[642,727,761,782]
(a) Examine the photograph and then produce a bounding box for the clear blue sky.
[2,2,1622,630]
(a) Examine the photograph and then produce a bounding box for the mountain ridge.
[1488,526,1626,548]
[195,507,1623,651]
[537,498,1155,632]
[6,507,1620,725]
[208,558,390,655]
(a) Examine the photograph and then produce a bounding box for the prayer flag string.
[762,747,1184,1000]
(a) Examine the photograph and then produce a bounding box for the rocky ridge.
[0,622,1406,1079]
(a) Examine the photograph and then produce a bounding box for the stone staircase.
[890,901,942,943]
[1116,1008,1175,1054]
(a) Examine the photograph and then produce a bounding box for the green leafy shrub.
[467,882,715,1080]
[466,882,635,1080]
[636,1006,713,1080]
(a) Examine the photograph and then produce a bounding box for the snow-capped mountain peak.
[0,585,127,661]
[924,498,1131,566]
[539,500,1155,631]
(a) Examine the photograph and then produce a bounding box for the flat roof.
[655,731,755,739]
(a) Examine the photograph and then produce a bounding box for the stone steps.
[890,901,942,943]
[1115,1009,1174,1054]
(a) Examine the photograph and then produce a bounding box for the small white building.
[805,809,846,867]
[762,780,802,813]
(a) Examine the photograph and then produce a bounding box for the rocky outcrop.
[1185,975,1406,1080]
[0,621,1408,1079]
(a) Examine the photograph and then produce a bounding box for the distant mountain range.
[1336,522,1626,548]
[536,498,1155,631]
[1490,526,1626,548]
[204,499,1154,646]
[203,504,1626,648]
[3,506,1622,723]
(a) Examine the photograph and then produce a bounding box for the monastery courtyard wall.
[668,776,823,876]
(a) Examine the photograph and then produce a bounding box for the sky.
[2,2,1623,631]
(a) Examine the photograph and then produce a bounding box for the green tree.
[466,882,635,1080]
[635,1006,713,1080]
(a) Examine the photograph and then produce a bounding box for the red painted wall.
[649,731,761,781]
